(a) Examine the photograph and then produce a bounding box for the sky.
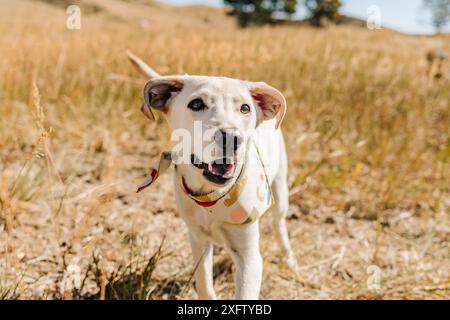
[161,0,446,34]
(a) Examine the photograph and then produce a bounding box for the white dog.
[128,51,297,300]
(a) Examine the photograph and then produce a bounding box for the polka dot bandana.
[137,141,273,225]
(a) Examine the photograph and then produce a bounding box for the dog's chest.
[192,214,226,244]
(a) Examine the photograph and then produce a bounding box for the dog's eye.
[240,104,251,114]
[188,98,206,111]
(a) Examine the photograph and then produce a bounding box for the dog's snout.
[215,129,242,152]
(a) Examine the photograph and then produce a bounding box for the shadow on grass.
[82,244,235,300]
[77,238,193,300]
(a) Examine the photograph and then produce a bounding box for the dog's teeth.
[223,172,232,178]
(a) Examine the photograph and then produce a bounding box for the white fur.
[129,52,297,300]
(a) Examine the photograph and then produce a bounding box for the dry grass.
[0,0,449,299]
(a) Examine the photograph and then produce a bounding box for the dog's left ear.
[249,82,286,129]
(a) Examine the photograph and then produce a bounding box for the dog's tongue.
[209,159,235,177]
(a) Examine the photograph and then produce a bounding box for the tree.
[224,0,298,27]
[304,0,342,27]
[423,0,450,33]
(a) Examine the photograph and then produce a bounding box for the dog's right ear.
[140,102,156,121]
[142,77,184,121]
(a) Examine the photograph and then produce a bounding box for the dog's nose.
[215,129,242,153]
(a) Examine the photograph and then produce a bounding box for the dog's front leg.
[221,222,262,300]
[189,232,216,299]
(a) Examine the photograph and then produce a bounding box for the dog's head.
[141,75,286,193]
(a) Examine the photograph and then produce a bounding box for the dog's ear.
[249,82,286,129]
[142,77,184,121]
[140,102,155,121]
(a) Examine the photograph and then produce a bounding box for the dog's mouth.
[191,154,236,185]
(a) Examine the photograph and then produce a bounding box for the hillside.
[0,0,449,299]
[28,0,236,30]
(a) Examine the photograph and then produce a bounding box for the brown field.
[0,0,449,299]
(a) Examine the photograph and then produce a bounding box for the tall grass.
[0,0,448,299]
